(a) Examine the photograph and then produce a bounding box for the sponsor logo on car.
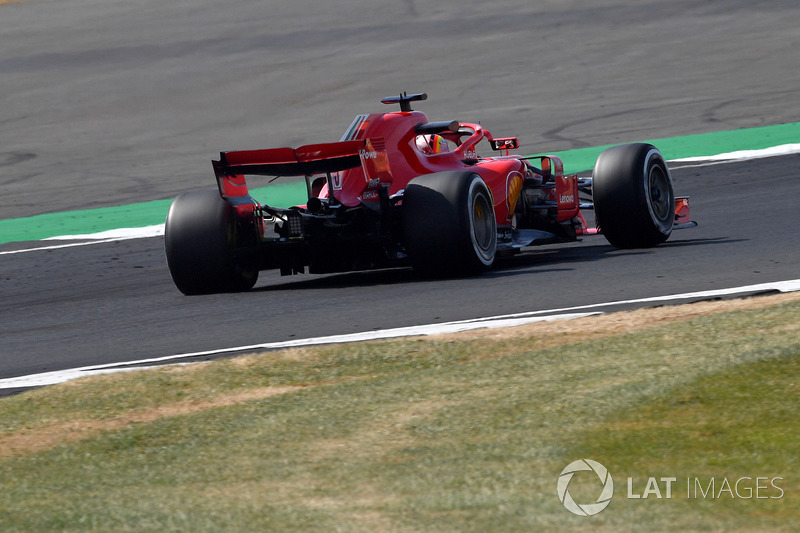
[559,194,575,204]
[506,171,524,219]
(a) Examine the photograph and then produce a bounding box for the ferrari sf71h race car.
[165,92,695,295]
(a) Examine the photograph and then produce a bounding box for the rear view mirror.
[490,137,519,151]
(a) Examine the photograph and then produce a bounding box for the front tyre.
[403,171,497,275]
[592,143,674,248]
[164,190,258,295]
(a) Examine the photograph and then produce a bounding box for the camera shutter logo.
[557,459,614,516]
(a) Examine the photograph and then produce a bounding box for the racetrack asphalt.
[2,0,800,384]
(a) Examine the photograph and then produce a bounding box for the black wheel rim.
[647,164,673,228]
[471,189,495,262]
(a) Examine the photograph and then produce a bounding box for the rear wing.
[215,140,365,177]
[213,138,397,203]
[213,140,367,200]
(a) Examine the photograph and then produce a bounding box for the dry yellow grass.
[0,385,303,457]
[438,290,800,349]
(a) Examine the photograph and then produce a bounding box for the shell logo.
[506,171,524,219]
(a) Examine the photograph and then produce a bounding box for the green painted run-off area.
[2,122,799,245]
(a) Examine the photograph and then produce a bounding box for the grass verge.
[0,293,798,531]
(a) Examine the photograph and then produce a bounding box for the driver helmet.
[416,134,448,155]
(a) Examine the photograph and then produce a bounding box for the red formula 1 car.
[165,92,695,295]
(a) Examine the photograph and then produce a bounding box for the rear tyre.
[403,171,496,276]
[592,143,674,248]
[164,190,258,295]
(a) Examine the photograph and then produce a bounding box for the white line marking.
[0,312,599,389]
[3,278,799,390]
[44,224,165,241]
[669,143,800,168]
[1,238,135,255]
[0,225,165,255]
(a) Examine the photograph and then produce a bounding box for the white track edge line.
[0,225,166,255]
[3,278,799,390]
[0,312,599,389]
[43,224,165,241]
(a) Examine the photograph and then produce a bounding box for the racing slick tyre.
[592,143,675,248]
[165,190,258,295]
[403,171,496,276]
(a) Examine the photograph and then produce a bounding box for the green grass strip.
[2,121,800,245]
